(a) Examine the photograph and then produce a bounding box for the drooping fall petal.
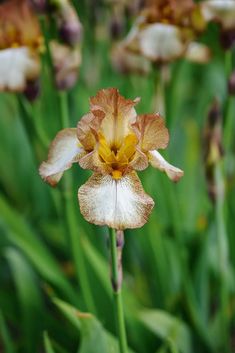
[78,171,154,229]
[138,23,186,62]
[149,150,184,182]
[0,47,40,91]
[39,128,83,186]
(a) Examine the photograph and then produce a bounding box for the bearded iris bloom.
[0,0,42,92]
[201,0,235,48]
[119,0,210,64]
[201,0,235,30]
[39,88,183,230]
[0,0,82,93]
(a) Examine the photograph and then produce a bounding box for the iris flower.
[121,0,209,64]
[0,0,82,93]
[39,88,183,230]
[201,0,235,30]
[201,0,235,48]
[0,0,42,92]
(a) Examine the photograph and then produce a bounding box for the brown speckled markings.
[78,172,154,230]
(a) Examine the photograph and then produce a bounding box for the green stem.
[224,50,234,155]
[109,228,128,353]
[58,92,96,314]
[215,163,230,352]
[58,92,70,128]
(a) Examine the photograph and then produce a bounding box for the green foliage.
[0,1,235,353]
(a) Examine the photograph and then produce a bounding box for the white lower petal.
[149,150,184,182]
[139,24,185,62]
[39,128,83,186]
[78,172,154,230]
[202,0,235,29]
[0,47,40,91]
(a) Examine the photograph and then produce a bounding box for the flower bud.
[24,79,40,101]
[203,99,224,202]
[50,41,81,90]
[109,16,124,40]
[228,70,235,95]
[57,4,82,46]
[30,0,48,13]
[111,43,151,75]
[220,29,235,50]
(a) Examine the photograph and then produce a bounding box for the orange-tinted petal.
[77,112,103,151]
[90,88,140,148]
[0,0,42,50]
[39,128,83,186]
[149,150,184,182]
[132,113,169,152]
[78,171,154,229]
[79,149,112,174]
[129,149,149,171]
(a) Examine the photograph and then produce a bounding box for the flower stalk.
[224,50,234,156]
[109,228,128,353]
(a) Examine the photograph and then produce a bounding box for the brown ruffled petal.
[78,171,154,229]
[77,113,102,151]
[78,149,112,175]
[132,113,169,152]
[129,148,149,171]
[89,88,140,147]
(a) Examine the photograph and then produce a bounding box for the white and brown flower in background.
[0,0,42,92]
[117,0,210,64]
[39,88,183,230]
[201,0,235,49]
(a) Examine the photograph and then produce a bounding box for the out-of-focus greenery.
[0,1,235,353]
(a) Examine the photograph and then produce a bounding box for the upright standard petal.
[149,150,184,182]
[90,88,140,148]
[0,0,42,50]
[39,128,83,186]
[78,172,154,229]
[138,23,186,62]
[132,114,169,152]
[0,47,40,91]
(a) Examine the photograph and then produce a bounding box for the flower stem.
[224,50,234,155]
[215,162,230,352]
[108,228,128,353]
